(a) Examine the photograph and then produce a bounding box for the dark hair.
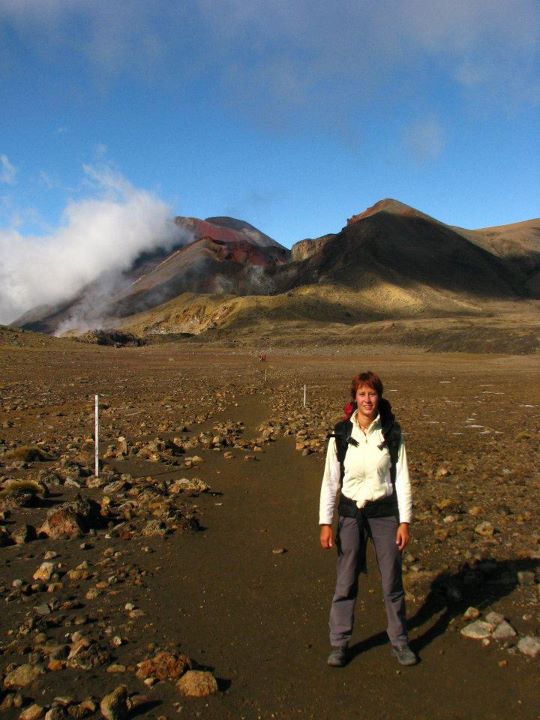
[350,371,383,400]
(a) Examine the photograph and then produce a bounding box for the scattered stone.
[20,703,45,720]
[33,562,56,582]
[492,621,517,641]
[474,521,495,537]
[3,663,45,688]
[99,686,129,720]
[485,611,505,625]
[517,636,540,659]
[170,478,209,494]
[176,670,218,698]
[106,664,127,674]
[10,524,37,544]
[136,651,191,682]
[463,607,480,621]
[460,620,494,640]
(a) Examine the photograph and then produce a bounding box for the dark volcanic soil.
[0,334,539,720]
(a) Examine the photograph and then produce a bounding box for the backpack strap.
[378,421,401,485]
[328,419,354,489]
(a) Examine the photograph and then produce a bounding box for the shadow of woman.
[407,556,539,653]
[349,556,538,660]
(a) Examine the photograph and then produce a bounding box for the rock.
[141,520,168,537]
[492,621,517,641]
[33,562,56,582]
[70,698,97,719]
[176,670,218,697]
[474,521,495,537]
[460,620,494,640]
[11,524,37,544]
[66,638,111,670]
[106,664,126,674]
[170,478,209,494]
[463,607,480,621]
[34,603,52,616]
[44,707,68,720]
[100,686,128,720]
[0,527,14,546]
[517,636,540,659]
[485,611,505,625]
[0,692,24,711]
[39,507,85,539]
[39,496,100,539]
[20,703,45,720]
[136,651,191,681]
[4,663,45,688]
[126,695,151,713]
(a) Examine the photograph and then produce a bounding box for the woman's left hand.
[395,522,410,551]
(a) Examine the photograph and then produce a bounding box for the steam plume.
[0,165,187,325]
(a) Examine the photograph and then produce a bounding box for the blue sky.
[1,0,539,323]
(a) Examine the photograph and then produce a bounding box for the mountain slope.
[14,216,289,333]
[11,199,540,336]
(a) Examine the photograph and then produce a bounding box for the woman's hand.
[320,524,334,549]
[395,522,410,551]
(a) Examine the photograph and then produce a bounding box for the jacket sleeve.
[319,436,341,525]
[395,441,412,524]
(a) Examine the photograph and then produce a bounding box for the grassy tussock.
[3,445,54,462]
[0,479,48,499]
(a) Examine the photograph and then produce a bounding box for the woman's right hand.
[320,524,334,549]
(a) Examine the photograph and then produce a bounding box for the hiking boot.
[327,645,348,667]
[391,644,417,666]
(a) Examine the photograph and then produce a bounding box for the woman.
[319,371,415,667]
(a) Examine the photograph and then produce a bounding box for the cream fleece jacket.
[319,411,412,525]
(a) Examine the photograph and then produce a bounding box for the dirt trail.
[139,393,539,720]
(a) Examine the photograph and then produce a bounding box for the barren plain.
[0,327,539,720]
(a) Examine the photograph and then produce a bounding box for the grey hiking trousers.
[329,515,408,647]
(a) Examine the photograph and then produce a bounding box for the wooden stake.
[94,394,99,477]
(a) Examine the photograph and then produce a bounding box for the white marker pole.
[303,384,307,408]
[94,394,99,477]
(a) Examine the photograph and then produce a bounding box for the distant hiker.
[319,371,416,667]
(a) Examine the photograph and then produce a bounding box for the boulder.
[176,670,218,698]
[99,686,128,720]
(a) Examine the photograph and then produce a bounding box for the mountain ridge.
[11,199,540,337]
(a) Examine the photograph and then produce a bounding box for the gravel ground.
[0,334,539,719]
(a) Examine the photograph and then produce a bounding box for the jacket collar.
[351,410,381,434]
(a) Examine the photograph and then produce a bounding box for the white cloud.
[0,155,16,185]
[0,164,186,324]
[1,0,538,122]
[404,117,446,163]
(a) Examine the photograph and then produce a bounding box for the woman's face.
[355,383,379,423]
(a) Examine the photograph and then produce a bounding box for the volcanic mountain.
[286,199,533,297]
[12,199,540,338]
[14,216,290,334]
